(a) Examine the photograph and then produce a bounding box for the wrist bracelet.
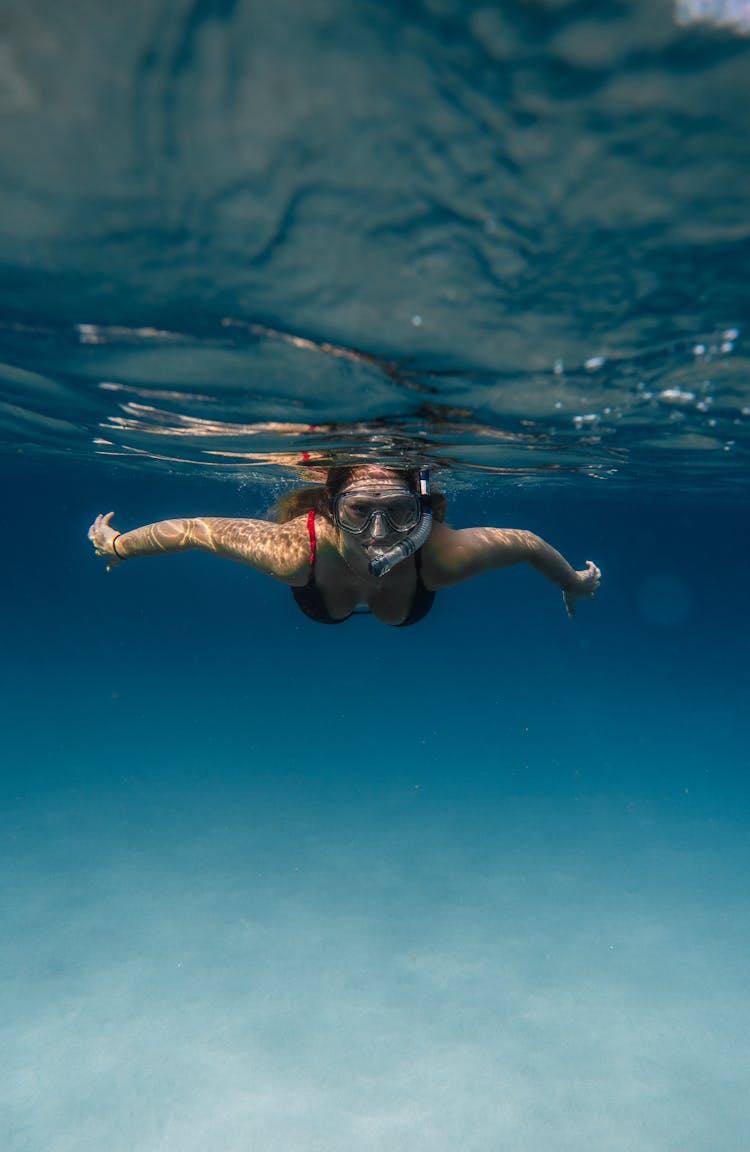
[111,533,124,559]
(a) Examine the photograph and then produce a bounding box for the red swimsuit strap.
[306,508,317,567]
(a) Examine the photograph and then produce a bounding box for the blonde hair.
[273,465,446,524]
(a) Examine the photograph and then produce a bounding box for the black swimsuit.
[291,511,435,627]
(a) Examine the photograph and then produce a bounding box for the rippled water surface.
[1,0,749,487]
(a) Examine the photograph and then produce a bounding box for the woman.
[88,464,601,626]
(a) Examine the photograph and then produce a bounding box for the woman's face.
[334,470,418,566]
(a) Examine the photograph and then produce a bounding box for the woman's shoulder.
[424,519,457,549]
[277,509,340,555]
[420,520,469,588]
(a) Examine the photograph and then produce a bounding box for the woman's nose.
[369,511,388,538]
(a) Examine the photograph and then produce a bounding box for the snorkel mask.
[333,469,432,578]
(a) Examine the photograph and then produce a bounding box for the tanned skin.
[88,468,600,627]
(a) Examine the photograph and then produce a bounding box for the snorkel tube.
[368,468,432,578]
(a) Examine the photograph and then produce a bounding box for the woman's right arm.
[87,511,311,584]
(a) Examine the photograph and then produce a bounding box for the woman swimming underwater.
[88,464,601,627]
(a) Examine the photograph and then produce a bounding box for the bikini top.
[291,510,435,627]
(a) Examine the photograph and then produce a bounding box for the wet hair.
[273,465,446,524]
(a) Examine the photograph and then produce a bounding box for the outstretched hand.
[88,511,123,571]
[563,560,601,618]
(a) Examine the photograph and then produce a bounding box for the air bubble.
[659,388,695,403]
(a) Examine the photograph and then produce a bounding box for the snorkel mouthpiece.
[368,469,432,578]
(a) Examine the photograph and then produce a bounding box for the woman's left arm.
[423,522,601,616]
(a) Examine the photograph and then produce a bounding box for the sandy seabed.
[2,770,747,1152]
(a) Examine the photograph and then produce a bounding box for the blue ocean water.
[1,2,749,1149]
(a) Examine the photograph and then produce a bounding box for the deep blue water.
[2,3,750,1149]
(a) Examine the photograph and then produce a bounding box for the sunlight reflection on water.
[1,0,749,490]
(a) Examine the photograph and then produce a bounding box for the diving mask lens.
[334,489,421,534]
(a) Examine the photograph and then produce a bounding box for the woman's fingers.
[584,560,601,591]
[88,512,113,540]
[88,511,119,557]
